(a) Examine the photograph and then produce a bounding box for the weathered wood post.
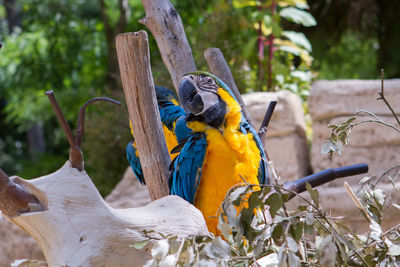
[140,0,197,91]
[204,47,253,125]
[116,31,170,200]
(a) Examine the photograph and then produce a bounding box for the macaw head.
[178,71,237,128]
[155,86,179,106]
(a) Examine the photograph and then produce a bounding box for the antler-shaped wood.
[2,162,208,266]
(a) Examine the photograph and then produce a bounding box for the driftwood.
[116,31,170,200]
[2,162,208,266]
[140,0,197,91]
[204,47,253,125]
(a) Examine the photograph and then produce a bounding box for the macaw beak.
[178,75,220,116]
[179,78,204,115]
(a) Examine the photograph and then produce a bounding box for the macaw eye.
[206,78,213,84]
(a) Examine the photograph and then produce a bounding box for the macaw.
[126,86,191,185]
[169,72,268,234]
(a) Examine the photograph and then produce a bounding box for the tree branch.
[140,0,196,91]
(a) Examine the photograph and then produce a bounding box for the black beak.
[178,78,204,115]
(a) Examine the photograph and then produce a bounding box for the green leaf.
[345,116,357,124]
[305,182,319,206]
[243,36,257,59]
[248,191,261,211]
[279,7,317,27]
[271,21,282,36]
[297,205,307,212]
[282,31,312,51]
[266,192,283,218]
[272,224,284,240]
[231,186,249,206]
[290,222,304,242]
[130,240,148,250]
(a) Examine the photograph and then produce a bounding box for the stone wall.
[308,79,400,231]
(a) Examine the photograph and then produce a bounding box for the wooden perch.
[204,47,253,125]
[116,31,170,200]
[140,0,197,91]
[2,162,208,266]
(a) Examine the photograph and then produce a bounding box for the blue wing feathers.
[126,141,145,185]
[169,133,207,204]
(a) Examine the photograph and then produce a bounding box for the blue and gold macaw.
[126,86,191,185]
[169,72,268,234]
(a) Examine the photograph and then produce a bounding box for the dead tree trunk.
[204,47,253,126]
[116,31,170,200]
[140,0,197,91]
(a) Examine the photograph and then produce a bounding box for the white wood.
[5,162,208,267]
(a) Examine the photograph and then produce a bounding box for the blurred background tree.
[0,0,399,195]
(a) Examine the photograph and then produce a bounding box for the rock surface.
[243,90,310,180]
[308,79,400,232]
[309,79,400,121]
[0,216,44,267]
[106,167,151,208]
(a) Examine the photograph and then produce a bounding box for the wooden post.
[116,31,170,200]
[140,0,197,91]
[204,47,253,125]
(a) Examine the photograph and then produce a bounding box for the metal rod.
[76,97,121,147]
[284,163,369,199]
[258,100,277,137]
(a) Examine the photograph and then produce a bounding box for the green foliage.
[135,181,400,266]
[312,31,379,80]
[231,0,315,97]
[0,0,106,126]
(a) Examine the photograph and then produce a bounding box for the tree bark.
[98,0,130,89]
[204,47,253,126]
[140,0,197,91]
[116,31,170,200]
[4,0,20,33]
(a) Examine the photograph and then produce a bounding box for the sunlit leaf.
[279,7,316,27]
[233,0,258,8]
[373,189,386,209]
[393,203,400,210]
[130,240,148,250]
[282,31,312,51]
[387,243,400,256]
